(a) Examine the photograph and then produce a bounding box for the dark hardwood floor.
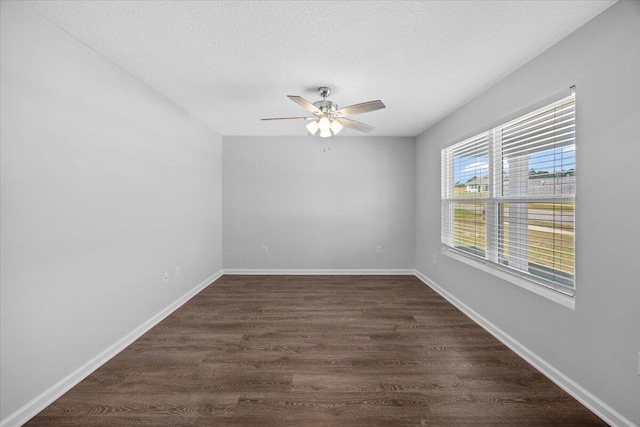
[25,275,607,426]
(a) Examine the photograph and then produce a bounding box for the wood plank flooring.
[25,275,607,426]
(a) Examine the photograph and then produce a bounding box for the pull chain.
[322,136,332,154]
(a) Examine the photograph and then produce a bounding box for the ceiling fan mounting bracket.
[318,86,332,99]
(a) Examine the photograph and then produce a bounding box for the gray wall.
[222,136,416,270]
[2,0,638,424]
[0,2,223,420]
[415,1,640,424]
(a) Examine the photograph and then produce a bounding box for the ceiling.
[25,1,615,138]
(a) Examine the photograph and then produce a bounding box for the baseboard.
[413,270,637,427]
[223,268,415,275]
[0,270,224,427]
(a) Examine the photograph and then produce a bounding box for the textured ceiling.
[25,0,615,137]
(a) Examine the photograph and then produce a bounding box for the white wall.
[223,136,415,270]
[0,2,223,422]
[415,1,640,425]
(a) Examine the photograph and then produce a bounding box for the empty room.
[1,1,639,426]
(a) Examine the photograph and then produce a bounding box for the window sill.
[441,247,575,310]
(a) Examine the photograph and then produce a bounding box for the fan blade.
[334,100,385,117]
[287,95,322,115]
[337,118,374,133]
[261,116,315,121]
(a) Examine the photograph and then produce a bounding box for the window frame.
[440,89,576,309]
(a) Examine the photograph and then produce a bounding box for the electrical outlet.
[163,272,169,283]
[432,254,437,264]
[262,245,269,254]
[175,266,180,277]
[376,246,382,254]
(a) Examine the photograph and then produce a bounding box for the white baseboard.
[414,270,637,427]
[1,270,223,427]
[223,268,415,275]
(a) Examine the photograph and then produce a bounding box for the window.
[441,93,576,296]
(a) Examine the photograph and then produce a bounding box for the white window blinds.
[441,93,576,295]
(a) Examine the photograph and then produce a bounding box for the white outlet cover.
[175,266,180,277]
[163,272,169,282]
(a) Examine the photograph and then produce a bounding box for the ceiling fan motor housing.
[313,99,338,115]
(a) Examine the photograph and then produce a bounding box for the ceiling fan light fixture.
[330,119,343,135]
[319,128,332,138]
[306,120,319,135]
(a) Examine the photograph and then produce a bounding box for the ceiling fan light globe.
[319,128,331,138]
[318,116,331,131]
[330,119,343,135]
[306,120,319,135]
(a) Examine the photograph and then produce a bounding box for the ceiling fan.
[261,86,385,137]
